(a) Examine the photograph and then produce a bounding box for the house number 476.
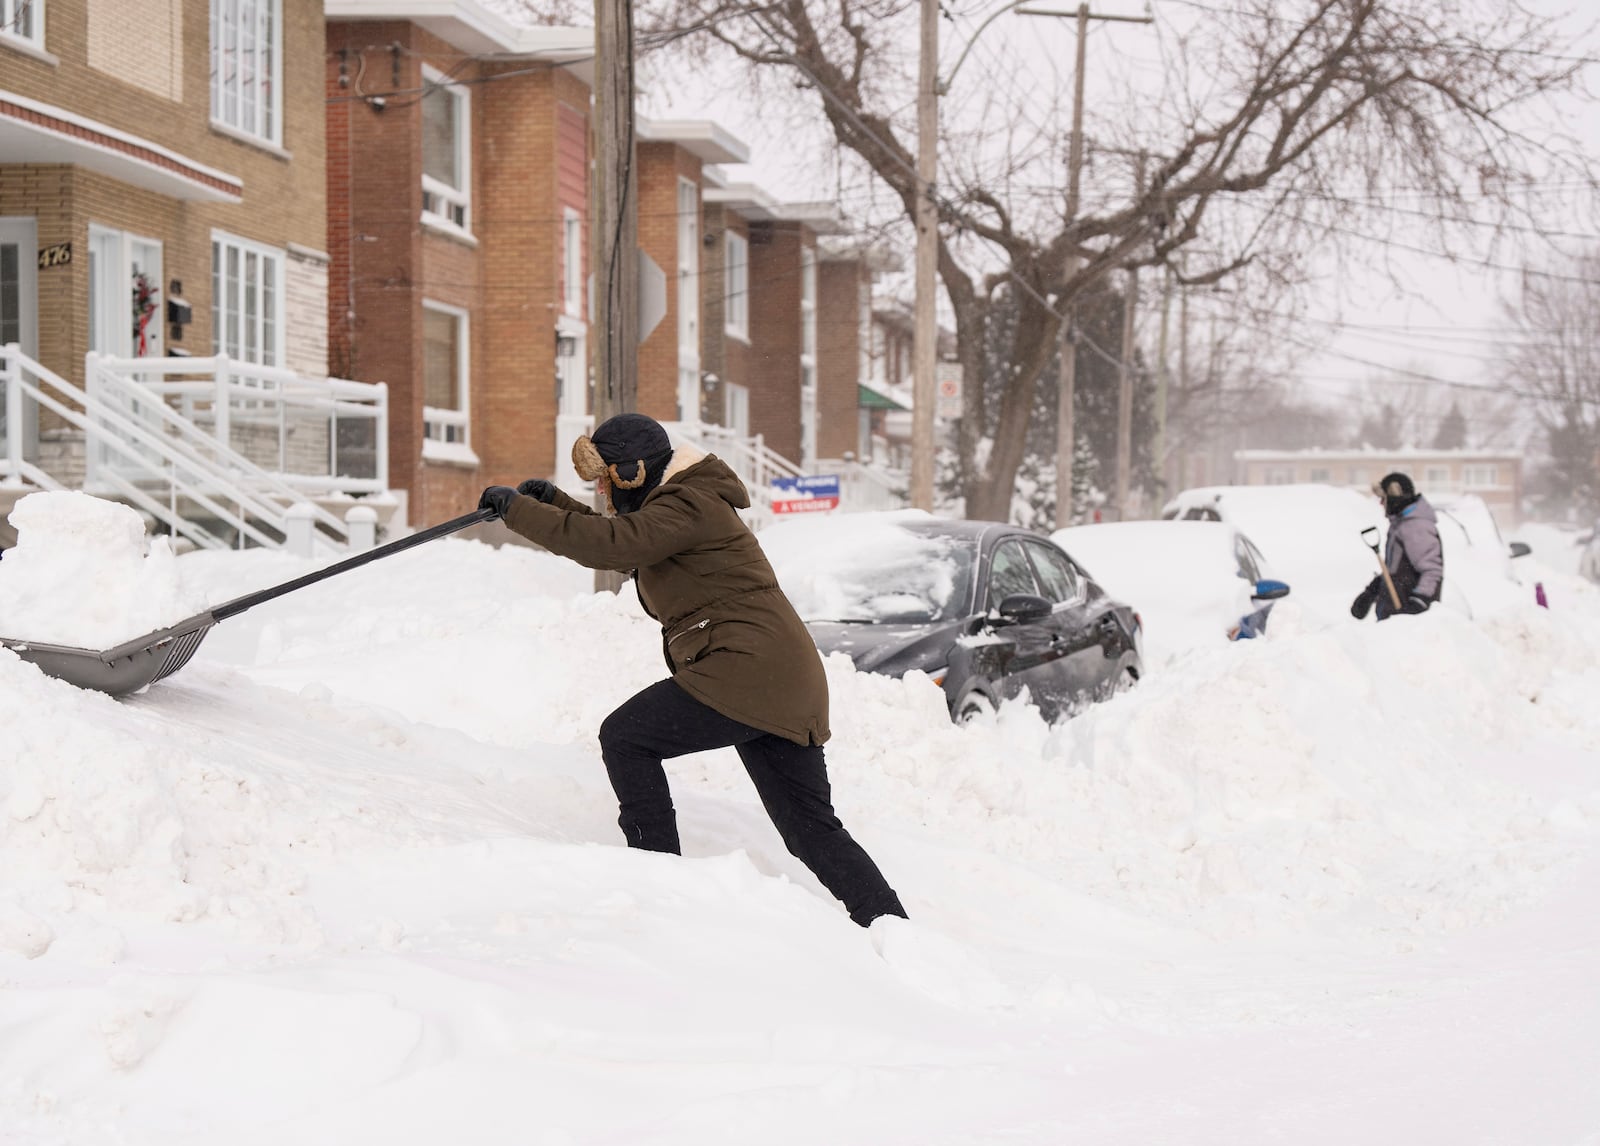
[37,243,73,269]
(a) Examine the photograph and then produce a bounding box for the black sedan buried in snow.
[760,513,1144,723]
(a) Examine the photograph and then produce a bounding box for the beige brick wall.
[286,246,329,378]
[3,0,328,386]
[88,0,184,102]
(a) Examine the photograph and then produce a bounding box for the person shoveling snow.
[0,491,205,650]
[479,413,908,929]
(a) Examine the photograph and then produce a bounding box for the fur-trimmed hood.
[656,446,751,512]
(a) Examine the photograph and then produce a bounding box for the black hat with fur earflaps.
[572,413,674,515]
[1373,471,1419,516]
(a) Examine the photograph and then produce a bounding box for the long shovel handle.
[1361,528,1403,612]
[210,506,498,623]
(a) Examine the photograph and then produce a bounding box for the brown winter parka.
[500,448,830,746]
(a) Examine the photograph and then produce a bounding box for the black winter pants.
[598,678,907,927]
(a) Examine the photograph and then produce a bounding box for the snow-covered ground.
[3,497,1600,1144]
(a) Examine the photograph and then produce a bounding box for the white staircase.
[2,345,390,554]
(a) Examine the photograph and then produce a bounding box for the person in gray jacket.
[1351,472,1445,620]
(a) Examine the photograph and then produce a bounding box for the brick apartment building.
[635,118,746,426]
[699,174,850,467]
[1,0,330,470]
[1234,447,1525,525]
[324,2,592,525]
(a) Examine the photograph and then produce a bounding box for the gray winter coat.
[1385,495,1444,602]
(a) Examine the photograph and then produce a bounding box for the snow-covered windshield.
[759,513,976,624]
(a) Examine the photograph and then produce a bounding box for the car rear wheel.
[954,691,996,724]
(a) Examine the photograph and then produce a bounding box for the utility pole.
[1114,149,1146,519]
[592,0,636,592]
[1021,3,1151,529]
[910,0,939,511]
[593,0,638,424]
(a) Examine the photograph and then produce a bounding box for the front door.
[0,217,40,461]
[88,226,163,360]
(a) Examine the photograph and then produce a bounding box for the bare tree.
[1502,251,1600,516]
[645,0,1594,520]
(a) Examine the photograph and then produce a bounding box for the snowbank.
[3,530,1599,1143]
[0,491,205,648]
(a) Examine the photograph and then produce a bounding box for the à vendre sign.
[770,474,841,514]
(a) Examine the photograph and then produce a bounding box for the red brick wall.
[747,222,804,462]
[818,258,865,460]
[327,23,589,523]
[636,142,703,421]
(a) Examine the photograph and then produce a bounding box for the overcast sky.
[635,0,1600,434]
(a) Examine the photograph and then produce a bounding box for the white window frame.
[1424,465,1451,486]
[210,0,282,146]
[676,179,701,419]
[724,231,748,342]
[1463,464,1499,488]
[1,0,44,50]
[800,246,818,464]
[420,64,471,238]
[211,229,284,368]
[421,298,475,464]
[562,208,582,318]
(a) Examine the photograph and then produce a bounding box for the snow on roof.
[327,0,592,60]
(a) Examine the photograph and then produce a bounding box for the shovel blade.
[0,612,216,696]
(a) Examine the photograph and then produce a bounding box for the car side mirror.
[1252,579,1291,601]
[995,593,1053,624]
[1508,541,1532,559]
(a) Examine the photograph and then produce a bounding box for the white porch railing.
[88,354,388,497]
[1,345,386,553]
[812,456,908,513]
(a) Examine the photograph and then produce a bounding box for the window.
[421,300,472,461]
[210,0,281,144]
[1463,464,1499,487]
[1348,468,1369,487]
[1025,543,1079,604]
[1424,465,1450,486]
[2,0,43,48]
[421,65,470,234]
[987,541,1039,610]
[1265,467,1292,485]
[211,232,282,366]
[724,232,748,340]
[1308,467,1331,483]
[1233,534,1263,583]
[800,247,817,463]
[562,208,582,317]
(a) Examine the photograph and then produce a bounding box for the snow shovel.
[0,507,497,697]
[1360,525,1403,612]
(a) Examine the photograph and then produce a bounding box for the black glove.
[516,478,557,503]
[478,485,517,519]
[1404,595,1430,615]
[1350,580,1379,620]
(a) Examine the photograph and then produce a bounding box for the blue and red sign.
[771,474,841,514]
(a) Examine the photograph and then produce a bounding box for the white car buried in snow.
[1052,520,1289,666]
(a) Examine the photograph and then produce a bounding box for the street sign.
[936,361,963,419]
[771,473,841,514]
